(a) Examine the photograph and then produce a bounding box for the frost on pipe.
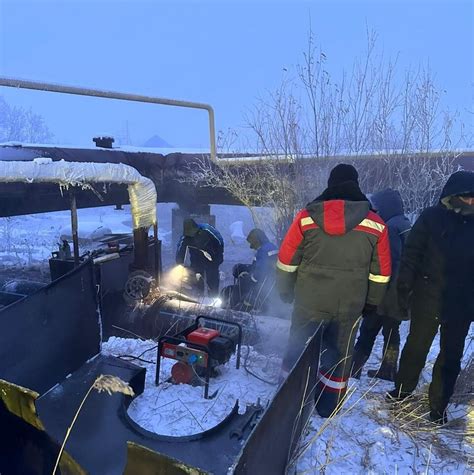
[0,158,157,229]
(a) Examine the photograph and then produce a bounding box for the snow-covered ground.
[1,203,472,473]
[295,324,474,475]
[102,325,473,474]
[0,204,169,270]
[102,337,281,436]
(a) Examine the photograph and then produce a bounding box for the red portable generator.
[156,316,242,398]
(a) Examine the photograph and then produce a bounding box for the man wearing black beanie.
[316,163,370,203]
[276,163,391,418]
[327,163,360,187]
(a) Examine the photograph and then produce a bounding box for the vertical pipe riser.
[69,192,80,266]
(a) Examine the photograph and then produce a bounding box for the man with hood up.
[387,171,474,424]
[277,164,392,417]
[176,218,224,297]
[351,189,411,381]
[222,228,278,311]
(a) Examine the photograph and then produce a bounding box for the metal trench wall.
[232,327,321,474]
[0,260,100,393]
[0,260,99,475]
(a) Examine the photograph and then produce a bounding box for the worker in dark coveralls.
[221,228,278,311]
[277,164,392,417]
[351,188,411,381]
[387,171,474,424]
[176,218,224,297]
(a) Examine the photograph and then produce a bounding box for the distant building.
[142,134,173,148]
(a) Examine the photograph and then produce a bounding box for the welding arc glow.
[164,264,190,288]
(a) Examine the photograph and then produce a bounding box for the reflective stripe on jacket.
[277,199,391,323]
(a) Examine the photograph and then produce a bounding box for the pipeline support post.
[132,227,149,271]
[69,191,80,266]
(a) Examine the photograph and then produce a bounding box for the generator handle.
[196,316,243,370]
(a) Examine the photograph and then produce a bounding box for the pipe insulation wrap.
[0,158,157,229]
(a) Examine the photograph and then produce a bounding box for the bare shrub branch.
[183,29,467,237]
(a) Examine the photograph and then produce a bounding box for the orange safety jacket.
[276,199,391,324]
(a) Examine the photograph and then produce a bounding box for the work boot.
[350,350,369,380]
[367,347,399,382]
[367,366,396,381]
[385,388,412,403]
[429,409,448,425]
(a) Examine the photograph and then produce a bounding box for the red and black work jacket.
[276,199,391,324]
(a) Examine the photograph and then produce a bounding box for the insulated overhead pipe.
[0,77,217,162]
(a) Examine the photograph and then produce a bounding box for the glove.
[397,285,412,320]
[363,303,377,315]
[233,264,250,279]
[280,292,294,304]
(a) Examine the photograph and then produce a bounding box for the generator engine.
[156,316,242,398]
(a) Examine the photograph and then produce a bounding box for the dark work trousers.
[221,275,254,310]
[221,275,274,312]
[282,315,361,418]
[354,312,401,358]
[396,310,472,413]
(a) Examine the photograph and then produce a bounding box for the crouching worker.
[176,218,224,297]
[351,188,411,381]
[277,164,391,417]
[221,229,278,312]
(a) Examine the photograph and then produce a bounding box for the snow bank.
[0,204,173,268]
[60,225,112,242]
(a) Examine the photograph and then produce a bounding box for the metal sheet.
[0,260,100,394]
[232,326,322,474]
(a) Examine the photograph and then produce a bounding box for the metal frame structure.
[0,76,217,162]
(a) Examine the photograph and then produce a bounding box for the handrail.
[0,77,217,162]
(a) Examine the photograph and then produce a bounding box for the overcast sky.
[0,0,472,148]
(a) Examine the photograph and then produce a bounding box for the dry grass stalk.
[370,390,472,464]
[290,318,380,470]
[293,328,474,472]
[52,375,134,475]
[93,374,135,397]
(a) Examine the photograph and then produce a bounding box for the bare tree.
[183,29,468,238]
[0,96,53,143]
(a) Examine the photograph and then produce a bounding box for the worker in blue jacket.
[176,218,224,297]
[222,229,278,311]
[351,188,411,381]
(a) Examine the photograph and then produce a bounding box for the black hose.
[242,345,278,386]
[117,354,155,364]
[116,344,158,365]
